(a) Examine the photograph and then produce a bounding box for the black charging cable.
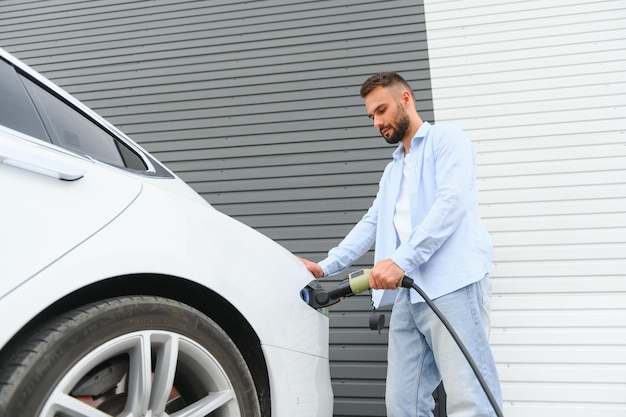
[400,276,504,417]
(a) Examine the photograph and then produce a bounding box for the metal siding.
[424,0,626,415]
[0,1,433,416]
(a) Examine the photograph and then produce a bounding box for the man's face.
[364,86,410,145]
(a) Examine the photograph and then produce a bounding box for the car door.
[0,129,142,298]
[0,54,145,298]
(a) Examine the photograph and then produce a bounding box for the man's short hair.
[360,72,414,99]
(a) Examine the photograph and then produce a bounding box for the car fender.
[0,179,329,358]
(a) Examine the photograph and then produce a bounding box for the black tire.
[0,296,261,417]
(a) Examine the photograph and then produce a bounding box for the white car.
[0,47,332,417]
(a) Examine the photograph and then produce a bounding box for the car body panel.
[263,345,334,416]
[0,129,141,298]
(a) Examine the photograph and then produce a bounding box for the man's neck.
[401,117,423,154]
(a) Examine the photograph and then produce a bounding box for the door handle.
[0,146,86,181]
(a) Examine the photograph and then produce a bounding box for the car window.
[20,76,148,171]
[0,59,49,141]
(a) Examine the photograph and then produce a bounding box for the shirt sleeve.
[318,191,380,277]
[390,125,475,273]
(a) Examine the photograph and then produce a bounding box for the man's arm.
[395,126,474,271]
[298,188,381,278]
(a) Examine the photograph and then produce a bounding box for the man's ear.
[401,90,412,107]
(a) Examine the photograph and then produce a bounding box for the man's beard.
[381,109,410,145]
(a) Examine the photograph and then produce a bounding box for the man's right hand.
[297,256,324,278]
[369,258,405,290]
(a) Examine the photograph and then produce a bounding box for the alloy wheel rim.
[38,330,240,417]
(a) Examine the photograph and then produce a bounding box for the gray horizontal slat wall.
[0,1,433,415]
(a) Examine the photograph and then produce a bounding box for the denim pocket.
[477,274,493,335]
[478,274,493,309]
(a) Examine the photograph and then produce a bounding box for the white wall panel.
[424,0,626,415]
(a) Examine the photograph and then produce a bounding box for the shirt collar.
[392,121,432,160]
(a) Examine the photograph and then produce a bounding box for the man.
[299,72,503,416]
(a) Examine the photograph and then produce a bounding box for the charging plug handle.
[326,269,372,299]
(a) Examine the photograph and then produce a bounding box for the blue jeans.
[386,275,502,417]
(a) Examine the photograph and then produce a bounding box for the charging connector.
[300,269,373,309]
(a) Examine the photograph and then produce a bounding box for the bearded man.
[299,72,503,417]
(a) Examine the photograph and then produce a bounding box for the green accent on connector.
[349,269,371,294]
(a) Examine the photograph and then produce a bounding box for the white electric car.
[0,47,332,417]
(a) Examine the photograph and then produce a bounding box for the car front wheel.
[0,295,261,417]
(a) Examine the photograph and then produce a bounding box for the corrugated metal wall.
[0,1,433,416]
[423,0,626,415]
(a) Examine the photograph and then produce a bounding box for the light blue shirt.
[318,121,493,307]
